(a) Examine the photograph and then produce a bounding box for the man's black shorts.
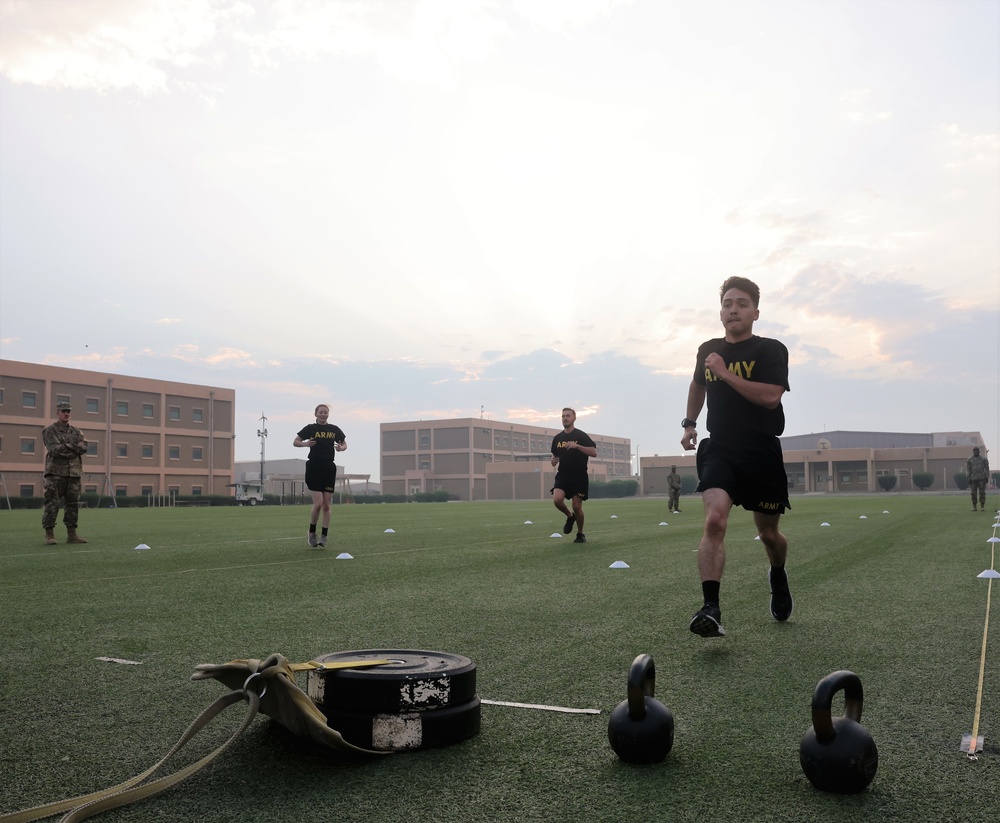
[551,471,589,501]
[305,460,338,493]
[696,436,789,514]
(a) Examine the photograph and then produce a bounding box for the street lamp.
[257,413,268,492]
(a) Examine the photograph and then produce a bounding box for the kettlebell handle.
[811,669,864,743]
[626,654,656,720]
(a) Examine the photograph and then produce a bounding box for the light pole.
[257,413,268,492]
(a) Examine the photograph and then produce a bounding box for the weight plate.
[317,697,481,752]
[306,649,477,713]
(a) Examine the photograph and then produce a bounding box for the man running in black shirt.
[551,407,597,544]
[681,277,792,637]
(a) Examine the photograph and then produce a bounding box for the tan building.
[642,430,989,495]
[0,359,235,499]
[381,417,631,501]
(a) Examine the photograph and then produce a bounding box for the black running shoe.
[573,533,586,544]
[690,603,725,637]
[769,567,793,622]
[563,515,575,534]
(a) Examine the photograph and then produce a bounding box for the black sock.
[308,524,317,534]
[321,527,329,536]
[702,580,720,606]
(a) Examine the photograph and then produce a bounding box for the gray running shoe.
[307,532,318,547]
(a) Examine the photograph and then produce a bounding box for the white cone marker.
[609,560,630,569]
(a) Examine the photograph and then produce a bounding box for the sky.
[1,0,997,482]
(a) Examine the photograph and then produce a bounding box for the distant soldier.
[667,465,682,513]
[967,446,990,512]
[42,402,89,544]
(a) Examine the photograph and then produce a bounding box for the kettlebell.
[799,670,878,793]
[608,653,674,763]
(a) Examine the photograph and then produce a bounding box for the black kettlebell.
[799,670,878,793]
[608,654,674,763]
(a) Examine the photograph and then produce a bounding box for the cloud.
[0,0,229,94]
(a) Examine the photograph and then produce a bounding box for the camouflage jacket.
[667,472,682,491]
[967,455,990,482]
[42,422,88,477]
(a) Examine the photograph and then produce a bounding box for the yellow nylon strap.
[287,659,395,673]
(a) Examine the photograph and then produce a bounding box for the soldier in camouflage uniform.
[42,402,89,544]
[667,465,682,513]
[967,446,990,512]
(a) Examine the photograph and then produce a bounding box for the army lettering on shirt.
[693,334,790,439]
[551,429,596,474]
[296,423,346,462]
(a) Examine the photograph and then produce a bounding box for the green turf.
[1,496,998,822]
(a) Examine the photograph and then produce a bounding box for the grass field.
[1,494,998,822]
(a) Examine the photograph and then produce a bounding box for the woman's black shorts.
[305,460,338,493]
[696,436,789,514]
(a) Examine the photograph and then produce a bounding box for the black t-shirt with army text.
[297,423,346,462]
[694,335,789,439]
[551,428,597,474]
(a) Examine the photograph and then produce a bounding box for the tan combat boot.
[44,528,57,545]
[67,528,88,544]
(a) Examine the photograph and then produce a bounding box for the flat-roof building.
[0,359,235,499]
[381,417,631,501]
[641,430,990,495]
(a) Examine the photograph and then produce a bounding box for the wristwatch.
[681,418,698,429]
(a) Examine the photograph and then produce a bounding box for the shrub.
[953,472,969,490]
[877,475,898,492]
[912,472,935,491]
[590,479,639,498]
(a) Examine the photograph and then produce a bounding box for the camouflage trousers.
[43,475,82,529]
[668,489,680,511]
[970,479,987,506]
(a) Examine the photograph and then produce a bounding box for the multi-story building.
[0,359,235,499]
[381,417,631,501]
[642,430,990,495]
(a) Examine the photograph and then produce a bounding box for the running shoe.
[573,533,586,544]
[307,532,318,547]
[318,534,327,547]
[768,567,793,622]
[563,515,575,534]
[690,603,725,637]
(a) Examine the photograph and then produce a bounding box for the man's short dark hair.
[720,276,761,308]
[973,447,981,454]
[562,407,575,414]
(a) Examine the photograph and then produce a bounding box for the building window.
[22,391,36,408]
[21,439,35,454]
[192,446,203,461]
[142,444,154,459]
[141,485,153,496]
[192,486,203,496]
[84,485,97,494]
[840,473,853,484]
[20,484,34,497]
[420,435,430,448]
[115,486,127,497]
[169,446,180,460]
[86,398,99,414]
[86,442,98,457]
[419,460,430,470]
[142,403,154,418]
[56,394,71,407]
[116,401,128,416]
[116,443,128,458]
[193,408,204,423]
[169,406,181,421]
[0,388,4,404]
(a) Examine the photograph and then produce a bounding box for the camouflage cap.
[56,402,72,411]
